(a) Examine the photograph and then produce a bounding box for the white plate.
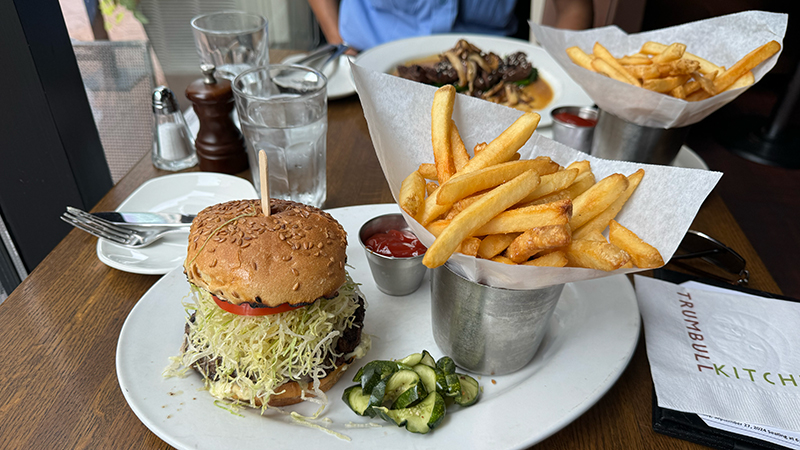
[117,203,640,450]
[673,145,709,170]
[97,173,257,275]
[282,53,357,100]
[354,34,594,127]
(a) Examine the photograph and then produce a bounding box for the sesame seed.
[292,282,300,291]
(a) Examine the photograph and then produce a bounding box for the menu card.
[351,62,721,289]
[635,275,800,445]
[532,11,787,128]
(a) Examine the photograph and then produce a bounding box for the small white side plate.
[282,53,357,100]
[96,172,257,275]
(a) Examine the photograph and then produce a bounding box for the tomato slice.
[213,295,305,316]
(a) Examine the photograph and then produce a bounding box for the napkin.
[532,11,788,128]
[635,275,800,433]
[351,62,720,289]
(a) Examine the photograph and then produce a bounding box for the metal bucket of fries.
[590,110,691,165]
[431,264,564,375]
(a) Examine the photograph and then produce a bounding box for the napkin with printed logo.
[635,275,800,433]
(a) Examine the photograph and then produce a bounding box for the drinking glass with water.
[233,65,328,208]
[191,11,269,80]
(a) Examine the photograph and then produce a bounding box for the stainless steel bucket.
[431,265,564,375]
[590,109,691,165]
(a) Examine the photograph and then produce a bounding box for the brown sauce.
[393,55,554,112]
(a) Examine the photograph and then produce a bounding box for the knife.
[91,211,196,227]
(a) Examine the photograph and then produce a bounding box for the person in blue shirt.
[308,0,593,52]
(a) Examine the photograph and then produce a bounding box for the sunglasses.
[668,230,749,285]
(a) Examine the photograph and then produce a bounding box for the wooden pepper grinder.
[185,64,249,174]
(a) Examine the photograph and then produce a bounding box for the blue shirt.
[339,0,519,51]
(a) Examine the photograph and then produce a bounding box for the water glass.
[191,11,269,80]
[233,65,328,208]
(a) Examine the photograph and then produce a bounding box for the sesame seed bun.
[184,199,348,307]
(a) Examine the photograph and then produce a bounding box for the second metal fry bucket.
[591,109,691,165]
[431,264,564,375]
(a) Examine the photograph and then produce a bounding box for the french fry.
[566,46,595,71]
[617,55,652,65]
[422,169,542,268]
[523,251,568,267]
[519,189,572,207]
[436,160,548,205]
[418,163,438,180]
[722,71,755,92]
[431,85,456,183]
[640,41,721,75]
[457,237,482,257]
[570,173,628,229]
[608,220,664,268]
[692,71,717,96]
[506,224,572,263]
[573,169,644,239]
[685,89,710,102]
[446,191,488,220]
[670,85,686,99]
[477,233,520,259]
[474,199,572,235]
[450,120,470,172]
[425,219,450,237]
[593,42,642,87]
[417,111,541,225]
[715,40,780,92]
[566,160,591,176]
[491,255,516,265]
[518,168,578,204]
[582,230,607,242]
[399,170,425,217]
[592,57,640,87]
[623,64,660,80]
[426,181,439,196]
[651,42,686,64]
[682,70,717,96]
[473,142,487,154]
[461,112,541,173]
[565,239,631,271]
[565,171,596,198]
[643,74,691,93]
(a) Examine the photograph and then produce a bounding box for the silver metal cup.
[550,106,598,153]
[358,214,427,296]
[431,265,564,375]
[590,109,691,165]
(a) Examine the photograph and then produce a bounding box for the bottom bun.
[228,363,349,407]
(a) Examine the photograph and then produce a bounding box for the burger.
[173,199,368,408]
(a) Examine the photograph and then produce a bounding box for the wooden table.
[0,89,781,449]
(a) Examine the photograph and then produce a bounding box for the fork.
[60,207,186,248]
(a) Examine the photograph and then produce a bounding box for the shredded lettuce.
[165,273,368,412]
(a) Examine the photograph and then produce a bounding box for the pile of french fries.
[400,84,664,271]
[566,40,780,101]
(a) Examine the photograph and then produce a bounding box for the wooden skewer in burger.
[174,150,369,408]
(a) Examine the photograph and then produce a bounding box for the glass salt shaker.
[151,86,198,171]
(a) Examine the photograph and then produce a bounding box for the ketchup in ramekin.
[553,111,598,127]
[365,229,427,257]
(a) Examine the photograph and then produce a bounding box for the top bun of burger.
[184,199,347,307]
